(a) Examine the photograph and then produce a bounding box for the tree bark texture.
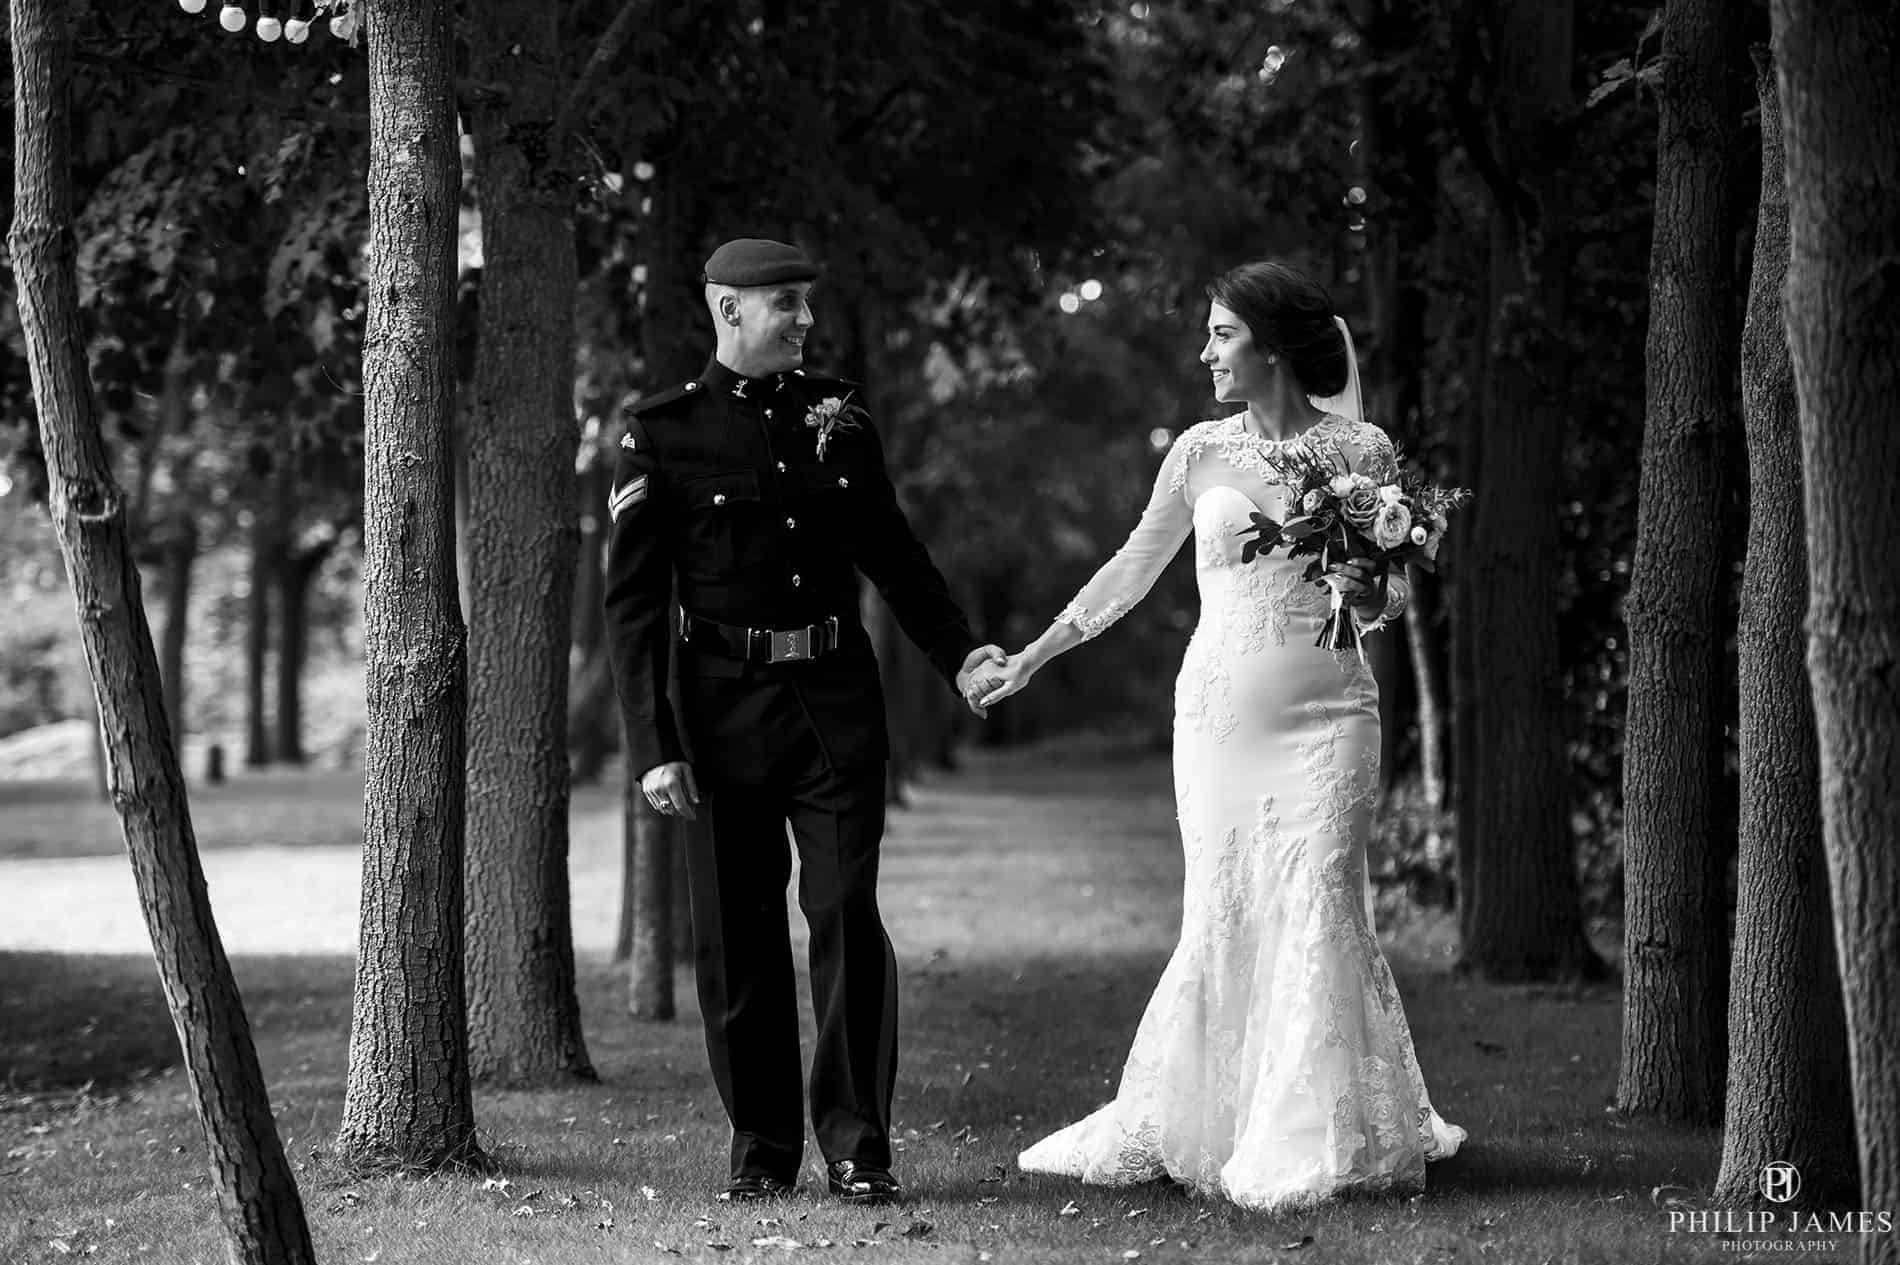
[1455,0,1602,980]
[1713,47,1855,1206]
[1773,0,1900,1253]
[462,0,594,1087]
[335,0,482,1173]
[625,774,677,1021]
[7,1,317,1260]
[1616,0,1741,1125]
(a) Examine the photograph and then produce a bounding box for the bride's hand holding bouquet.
[1240,448,1471,650]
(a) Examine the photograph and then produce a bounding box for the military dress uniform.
[604,309,978,1191]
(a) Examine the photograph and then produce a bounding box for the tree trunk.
[1406,571,1451,815]
[157,512,197,752]
[625,775,677,1021]
[462,0,594,1088]
[245,504,280,768]
[618,170,707,991]
[274,540,329,767]
[334,0,483,1173]
[1713,47,1855,1206]
[1773,0,1900,1252]
[1616,0,1740,1124]
[569,457,617,784]
[1456,0,1602,980]
[7,1,317,1259]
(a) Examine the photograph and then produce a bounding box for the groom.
[604,237,1003,1205]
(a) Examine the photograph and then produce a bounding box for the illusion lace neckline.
[1227,411,1349,451]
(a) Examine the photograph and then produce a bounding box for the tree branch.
[553,0,644,145]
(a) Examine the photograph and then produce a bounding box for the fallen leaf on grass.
[510,1206,536,1219]
[653,1242,681,1255]
[1122,1253,1142,1261]
[870,1222,892,1235]
[1125,1208,1148,1220]
[641,1185,659,1201]
[50,1242,72,1257]
[1651,1185,1695,1209]
[693,1217,717,1230]
[1279,1235,1315,1251]
[707,1244,732,1252]
[1059,1200,1081,1217]
[752,1234,805,1249]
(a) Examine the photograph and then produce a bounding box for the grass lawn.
[0,752,1858,1264]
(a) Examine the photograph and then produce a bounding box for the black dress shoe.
[826,1159,902,1204]
[718,1173,796,1202]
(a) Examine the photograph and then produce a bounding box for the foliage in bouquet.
[1237,445,1472,586]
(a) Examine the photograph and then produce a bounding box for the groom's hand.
[640,761,700,820]
[956,644,1008,717]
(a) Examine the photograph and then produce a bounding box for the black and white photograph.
[1,0,1895,1261]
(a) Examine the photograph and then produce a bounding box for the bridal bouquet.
[1238,448,1471,651]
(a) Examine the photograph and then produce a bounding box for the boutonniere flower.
[804,393,868,462]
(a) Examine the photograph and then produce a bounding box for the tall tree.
[334,0,483,1172]
[8,0,317,1259]
[1454,0,1603,979]
[1616,0,1740,1124]
[461,0,645,1085]
[461,0,590,1085]
[1774,0,1900,1253]
[1713,46,1853,1205]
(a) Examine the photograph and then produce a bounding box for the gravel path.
[0,815,628,958]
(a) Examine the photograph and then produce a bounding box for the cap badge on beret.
[702,238,820,287]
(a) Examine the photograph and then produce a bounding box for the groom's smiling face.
[1202,301,1271,403]
[731,282,815,376]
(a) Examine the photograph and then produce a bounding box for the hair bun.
[1205,261,1349,397]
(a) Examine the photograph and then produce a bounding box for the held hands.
[956,645,1009,717]
[1323,557,1387,617]
[641,761,700,820]
[972,651,1036,710]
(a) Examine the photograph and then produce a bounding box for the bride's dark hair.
[1205,261,1349,397]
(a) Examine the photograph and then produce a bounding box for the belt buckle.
[769,626,812,663]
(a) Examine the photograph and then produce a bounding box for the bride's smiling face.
[1200,302,1272,403]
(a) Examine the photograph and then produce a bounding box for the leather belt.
[679,611,844,664]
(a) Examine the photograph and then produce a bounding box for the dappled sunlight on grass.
[0,754,1857,1263]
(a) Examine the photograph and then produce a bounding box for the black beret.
[702,238,820,287]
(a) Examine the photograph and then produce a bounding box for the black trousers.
[684,728,898,1182]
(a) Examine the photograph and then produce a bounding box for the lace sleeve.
[1339,421,1410,633]
[1055,433,1196,641]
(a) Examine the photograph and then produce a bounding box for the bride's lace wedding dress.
[1019,412,1465,1213]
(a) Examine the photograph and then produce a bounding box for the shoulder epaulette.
[624,380,701,419]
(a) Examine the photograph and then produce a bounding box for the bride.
[971,260,1465,1212]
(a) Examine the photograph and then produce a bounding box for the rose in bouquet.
[1238,446,1471,651]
